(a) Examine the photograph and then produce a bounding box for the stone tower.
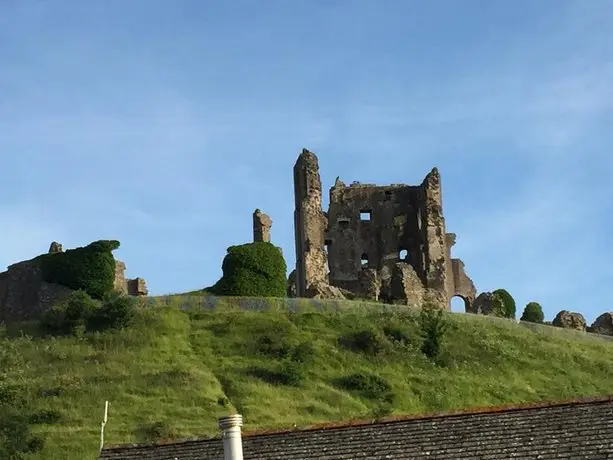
[293,149,328,297]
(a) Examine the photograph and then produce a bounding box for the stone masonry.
[0,241,147,322]
[293,149,329,297]
[253,209,273,243]
[292,148,476,310]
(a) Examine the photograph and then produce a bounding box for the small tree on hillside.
[492,289,516,319]
[418,303,449,361]
[520,302,544,323]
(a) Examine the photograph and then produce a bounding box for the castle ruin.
[0,241,147,322]
[292,148,476,310]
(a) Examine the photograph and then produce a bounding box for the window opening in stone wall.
[360,210,372,220]
[384,190,392,200]
[399,249,408,260]
[338,217,350,228]
[361,253,369,268]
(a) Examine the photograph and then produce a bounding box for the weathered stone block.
[48,241,64,253]
[127,277,148,296]
[552,310,586,331]
[390,262,425,306]
[253,209,273,243]
[591,312,613,336]
[358,268,379,301]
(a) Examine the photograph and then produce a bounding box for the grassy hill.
[3,294,613,459]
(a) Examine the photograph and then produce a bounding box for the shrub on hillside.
[492,289,516,319]
[337,372,395,403]
[40,290,99,336]
[208,242,287,297]
[255,332,292,358]
[338,328,389,356]
[87,292,137,331]
[418,303,449,361]
[38,240,120,299]
[382,326,413,347]
[0,383,44,459]
[40,290,136,336]
[135,421,178,443]
[520,302,544,323]
[0,406,44,459]
[247,360,304,387]
[289,341,316,364]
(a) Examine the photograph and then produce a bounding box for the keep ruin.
[291,148,476,310]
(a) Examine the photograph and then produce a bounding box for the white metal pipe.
[218,414,243,460]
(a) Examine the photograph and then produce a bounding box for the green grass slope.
[3,295,613,459]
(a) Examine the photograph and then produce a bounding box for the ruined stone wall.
[450,258,477,308]
[326,180,423,294]
[0,259,73,322]
[292,148,476,307]
[0,244,147,322]
[114,259,148,297]
[293,149,328,296]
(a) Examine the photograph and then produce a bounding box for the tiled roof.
[99,395,613,459]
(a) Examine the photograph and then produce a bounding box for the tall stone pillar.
[421,167,450,308]
[293,148,328,297]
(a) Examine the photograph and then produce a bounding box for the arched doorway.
[450,295,469,313]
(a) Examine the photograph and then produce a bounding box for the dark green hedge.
[209,242,286,297]
[520,302,544,323]
[38,240,120,300]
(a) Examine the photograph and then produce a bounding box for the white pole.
[100,400,109,452]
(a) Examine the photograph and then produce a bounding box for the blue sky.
[1,0,612,323]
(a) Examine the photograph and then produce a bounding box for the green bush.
[28,409,62,425]
[418,303,449,361]
[39,240,120,299]
[247,361,304,387]
[135,421,178,442]
[208,242,287,297]
[87,292,137,331]
[520,302,544,323]
[40,290,99,336]
[0,384,44,459]
[40,290,136,336]
[337,372,394,403]
[338,328,389,356]
[382,326,413,347]
[255,333,292,359]
[0,406,44,459]
[289,341,316,364]
[492,288,516,319]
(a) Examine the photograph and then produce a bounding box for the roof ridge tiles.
[101,393,613,451]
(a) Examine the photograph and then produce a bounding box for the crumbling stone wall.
[0,259,73,322]
[293,149,329,296]
[445,233,476,310]
[0,242,147,322]
[113,259,148,296]
[292,148,476,308]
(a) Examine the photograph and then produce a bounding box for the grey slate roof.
[99,395,613,459]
